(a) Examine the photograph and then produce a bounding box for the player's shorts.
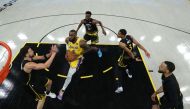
[84,32,98,44]
[70,57,83,69]
[118,54,134,68]
[26,72,50,101]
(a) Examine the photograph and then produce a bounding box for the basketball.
[65,50,78,62]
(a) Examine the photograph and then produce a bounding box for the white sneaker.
[126,69,132,78]
[115,86,123,93]
[46,92,56,98]
[57,90,64,100]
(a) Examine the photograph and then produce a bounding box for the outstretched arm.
[76,20,84,32]
[24,45,58,72]
[33,44,59,60]
[32,53,51,60]
[94,19,106,35]
[132,37,150,58]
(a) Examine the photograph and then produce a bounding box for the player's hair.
[119,29,127,35]
[85,11,92,15]
[164,61,175,73]
[69,29,77,34]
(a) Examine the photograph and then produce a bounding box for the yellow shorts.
[70,57,83,68]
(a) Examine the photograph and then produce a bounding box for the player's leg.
[45,79,56,98]
[90,33,99,44]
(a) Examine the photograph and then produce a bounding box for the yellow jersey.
[67,37,84,57]
[67,37,84,68]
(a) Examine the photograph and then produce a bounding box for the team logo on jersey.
[69,46,78,49]
[126,39,131,44]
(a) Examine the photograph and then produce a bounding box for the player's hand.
[51,45,58,53]
[151,92,156,101]
[102,30,107,36]
[152,105,160,109]
[145,51,150,58]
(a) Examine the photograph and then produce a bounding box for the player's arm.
[65,37,70,59]
[119,42,135,59]
[151,86,163,101]
[25,53,56,71]
[80,39,97,53]
[33,45,59,60]
[32,53,51,60]
[93,19,106,35]
[24,46,58,71]
[76,20,84,32]
[132,36,150,58]
[65,37,69,44]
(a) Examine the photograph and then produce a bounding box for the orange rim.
[0,41,12,84]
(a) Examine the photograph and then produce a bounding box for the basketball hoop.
[0,41,12,84]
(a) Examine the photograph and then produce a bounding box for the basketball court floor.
[0,0,190,109]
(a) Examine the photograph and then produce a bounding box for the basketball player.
[20,45,58,109]
[76,11,107,44]
[57,29,98,100]
[115,29,150,93]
